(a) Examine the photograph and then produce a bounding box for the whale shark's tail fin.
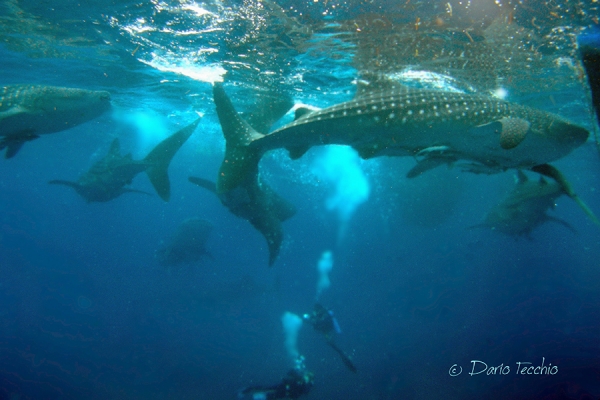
[213,83,266,194]
[144,117,201,202]
[531,163,600,226]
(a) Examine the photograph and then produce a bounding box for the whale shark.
[156,217,213,266]
[49,118,200,202]
[0,84,111,158]
[195,84,297,265]
[212,82,589,195]
[471,170,576,237]
[210,81,598,255]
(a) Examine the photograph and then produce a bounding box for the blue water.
[1,1,600,399]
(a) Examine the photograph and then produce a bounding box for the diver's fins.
[531,164,600,226]
[213,83,264,193]
[144,117,201,202]
[326,340,357,373]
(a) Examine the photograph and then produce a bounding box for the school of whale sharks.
[1,69,598,265]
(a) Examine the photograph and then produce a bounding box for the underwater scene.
[1,0,600,399]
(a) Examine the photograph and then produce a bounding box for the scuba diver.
[239,356,314,400]
[303,303,357,373]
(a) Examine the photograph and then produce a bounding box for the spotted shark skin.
[213,82,589,194]
[0,84,111,158]
[212,83,598,264]
[258,87,589,165]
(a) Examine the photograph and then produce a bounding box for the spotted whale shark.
[213,82,589,195]
[0,84,111,158]
[211,82,599,264]
[49,118,200,202]
[194,87,296,266]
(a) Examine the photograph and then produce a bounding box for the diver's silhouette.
[303,303,357,373]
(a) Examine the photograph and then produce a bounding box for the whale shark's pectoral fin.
[516,170,528,184]
[0,131,40,158]
[546,215,577,234]
[119,188,153,197]
[499,117,530,149]
[4,141,26,159]
[471,117,530,150]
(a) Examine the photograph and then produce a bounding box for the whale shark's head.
[548,119,589,150]
[33,86,111,122]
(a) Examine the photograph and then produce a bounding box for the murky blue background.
[1,0,600,398]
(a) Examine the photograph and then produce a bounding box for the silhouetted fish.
[0,84,111,158]
[471,170,575,237]
[50,118,200,202]
[156,217,213,266]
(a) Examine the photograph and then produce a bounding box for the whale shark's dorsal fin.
[294,107,314,120]
[5,141,25,159]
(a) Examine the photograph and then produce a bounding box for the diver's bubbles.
[316,250,333,300]
[111,108,169,156]
[281,311,303,362]
[311,145,370,240]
